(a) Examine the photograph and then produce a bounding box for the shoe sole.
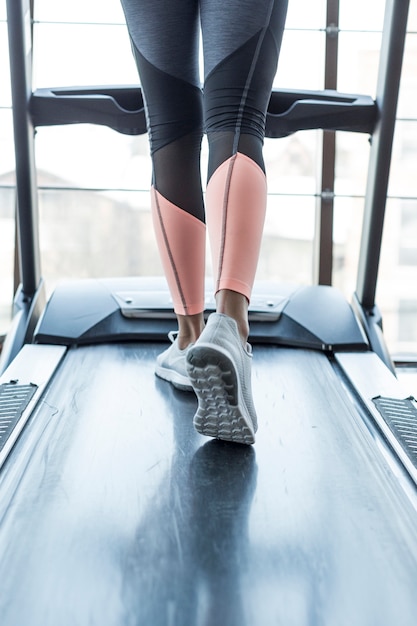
[155,366,194,392]
[186,344,256,445]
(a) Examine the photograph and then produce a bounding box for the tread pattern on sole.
[186,346,255,445]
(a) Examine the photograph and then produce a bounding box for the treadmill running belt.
[1,344,417,625]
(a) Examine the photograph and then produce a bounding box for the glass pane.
[0,96,14,335]
[408,1,417,32]
[398,200,417,266]
[377,198,417,355]
[0,0,5,21]
[35,125,151,191]
[263,130,319,285]
[339,0,385,31]
[338,31,382,97]
[34,0,126,24]
[332,197,364,299]
[388,121,417,198]
[397,34,417,119]
[0,187,15,336]
[33,23,137,88]
[285,0,326,30]
[275,30,325,90]
[335,131,371,198]
[265,131,320,196]
[38,188,159,296]
[397,300,417,344]
[259,194,315,285]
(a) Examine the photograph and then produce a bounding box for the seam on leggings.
[231,1,276,155]
[154,191,188,314]
[216,153,237,293]
[217,2,275,293]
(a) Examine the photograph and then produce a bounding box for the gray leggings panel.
[120,0,201,86]
[120,0,286,84]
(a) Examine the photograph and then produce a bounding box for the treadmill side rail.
[0,344,66,470]
[336,351,417,486]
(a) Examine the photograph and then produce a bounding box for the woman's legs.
[120,0,206,347]
[121,0,288,440]
[121,0,287,346]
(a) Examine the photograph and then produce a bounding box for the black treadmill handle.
[30,85,377,137]
[30,85,147,136]
[267,89,377,136]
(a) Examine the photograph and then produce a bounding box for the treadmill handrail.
[356,0,410,310]
[30,85,377,137]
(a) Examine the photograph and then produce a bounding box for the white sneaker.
[186,313,257,444]
[155,331,193,391]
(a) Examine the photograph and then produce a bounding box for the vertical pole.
[356,0,410,309]
[6,0,41,298]
[314,0,339,285]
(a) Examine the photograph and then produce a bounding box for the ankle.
[177,313,205,349]
[216,289,249,344]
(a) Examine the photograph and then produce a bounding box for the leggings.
[120,0,288,314]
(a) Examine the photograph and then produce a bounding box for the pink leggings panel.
[151,188,206,315]
[206,152,267,301]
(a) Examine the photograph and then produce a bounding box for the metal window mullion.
[314,0,339,286]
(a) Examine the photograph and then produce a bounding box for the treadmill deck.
[1,343,417,625]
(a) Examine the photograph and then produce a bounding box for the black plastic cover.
[34,277,368,351]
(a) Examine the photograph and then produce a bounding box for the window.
[399,201,417,267]
[1,0,417,356]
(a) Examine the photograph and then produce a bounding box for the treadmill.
[1,1,417,624]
